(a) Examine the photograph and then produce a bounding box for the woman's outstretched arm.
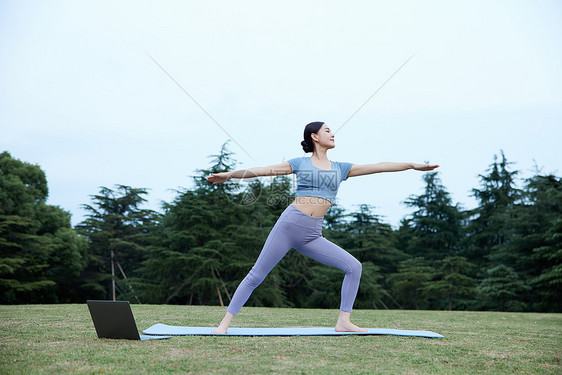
[347,162,439,178]
[206,161,292,184]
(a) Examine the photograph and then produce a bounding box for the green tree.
[530,217,562,311]
[478,264,531,311]
[0,151,87,303]
[506,173,562,311]
[76,185,160,301]
[323,203,347,231]
[329,204,405,273]
[324,204,404,308]
[401,171,464,261]
[422,256,476,310]
[137,142,240,305]
[465,151,521,266]
[139,142,293,307]
[388,257,436,309]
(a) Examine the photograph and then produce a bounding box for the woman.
[206,121,439,334]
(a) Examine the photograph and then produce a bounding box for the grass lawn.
[0,304,560,374]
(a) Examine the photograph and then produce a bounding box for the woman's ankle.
[221,311,234,327]
[337,310,352,322]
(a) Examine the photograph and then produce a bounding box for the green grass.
[0,304,560,374]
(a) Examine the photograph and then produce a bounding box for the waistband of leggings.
[283,204,324,226]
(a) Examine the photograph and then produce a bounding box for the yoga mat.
[143,324,444,338]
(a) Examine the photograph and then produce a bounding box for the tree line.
[1,145,560,312]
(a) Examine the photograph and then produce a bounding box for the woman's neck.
[312,148,329,161]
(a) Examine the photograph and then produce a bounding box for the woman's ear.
[311,133,319,143]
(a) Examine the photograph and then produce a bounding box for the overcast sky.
[1,0,561,227]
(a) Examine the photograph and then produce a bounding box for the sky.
[1,0,561,228]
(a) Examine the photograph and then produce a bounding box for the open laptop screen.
[87,300,170,340]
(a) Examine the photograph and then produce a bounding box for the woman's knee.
[242,267,266,288]
[347,257,362,276]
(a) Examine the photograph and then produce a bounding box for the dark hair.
[301,121,324,153]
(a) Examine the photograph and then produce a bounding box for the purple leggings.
[227,204,362,315]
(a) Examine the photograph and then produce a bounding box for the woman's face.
[312,124,335,149]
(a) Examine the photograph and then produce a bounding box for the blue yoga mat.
[143,324,444,338]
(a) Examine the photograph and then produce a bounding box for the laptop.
[87,300,171,340]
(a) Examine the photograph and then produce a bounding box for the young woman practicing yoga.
[206,121,439,334]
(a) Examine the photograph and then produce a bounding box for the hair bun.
[301,140,313,153]
[302,121,323,153]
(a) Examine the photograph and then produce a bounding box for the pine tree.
[422,256,477,310]
[138,141,293,306]
[478,264,531,311]
[76,185,159,301]
[465,151,521,266]
[509,173,562,311]
[333,204,405,272]
[401,171,464,260]
[321,204,400,309]
[530,217,562,311]
[388,257,436,309]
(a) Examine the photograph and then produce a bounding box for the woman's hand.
[206,172,231,184]
[412,163,440,171]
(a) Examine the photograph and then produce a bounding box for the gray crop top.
[287,157,353,203]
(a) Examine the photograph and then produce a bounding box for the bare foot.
[212,311,234,334]
[335,321,368,333]
[211,325,228,334]
[335,310,368,332]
